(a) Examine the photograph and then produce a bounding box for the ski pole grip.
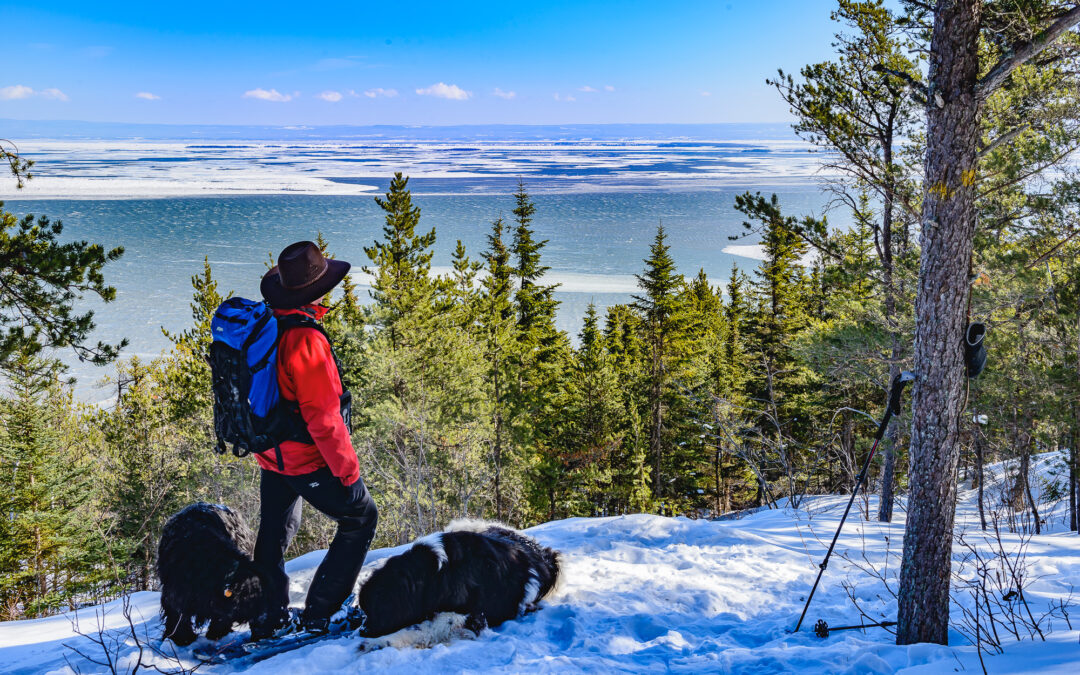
[887,371,915,416]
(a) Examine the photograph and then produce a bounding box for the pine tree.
[0,204,126,372]
[316,234,365,392]
[771,1,922,521]
[897,1,1080,645]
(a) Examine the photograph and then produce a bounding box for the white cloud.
[318,90,343,102]
[492,87,516,99]
[578,85,597,92]
[604,85,615,92]
[0,85,35,100]
[700,91,712,97]
[363,87,398,98]
[135,91,161,100]
[415,82,471,100]
[243,88,295,102]
[553,93,576,102]
[0,85,68,101]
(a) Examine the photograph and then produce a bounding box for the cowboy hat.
[260,241,351,309]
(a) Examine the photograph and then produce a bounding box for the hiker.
[250,240,378,638]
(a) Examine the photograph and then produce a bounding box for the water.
[1,127,843,398]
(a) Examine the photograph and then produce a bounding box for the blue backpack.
[209,298,351,469]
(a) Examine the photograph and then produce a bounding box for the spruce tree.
[507,181,570,520]
[364,172,437,353]
[511,180,559,342]
[480,218,518,521]
[632,225,692,500]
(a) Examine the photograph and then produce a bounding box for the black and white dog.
[356,520,561,638]
[157,503,280,646]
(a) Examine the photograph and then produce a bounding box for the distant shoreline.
[1,119,796,142]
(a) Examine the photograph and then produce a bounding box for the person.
[250,240,378,637]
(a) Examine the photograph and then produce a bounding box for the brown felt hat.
[260,241,351,309]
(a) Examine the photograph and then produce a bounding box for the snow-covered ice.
[10,138,832,199]
[1,452,1078,673]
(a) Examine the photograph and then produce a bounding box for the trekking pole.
[793,370,915,634]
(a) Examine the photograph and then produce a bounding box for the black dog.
[157,502,279,646]
[356,520,561,638]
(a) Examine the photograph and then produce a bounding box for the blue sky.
[2,1,844,126]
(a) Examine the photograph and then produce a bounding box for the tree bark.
[878,414,900,521]
[896,0,981,647]
[878,121,901,523]
[975,419,987,531]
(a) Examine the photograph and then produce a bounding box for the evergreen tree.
[160,258,225,419]
[479,218,519,521]
[632,225,693,500]
[0,204,126,373]
[507,181,571,520]
[551,304,622,516]
[771,0,921,521]
[316,234,365,393]
[356,176,490,543]
[511,180,559,338]
[98,358,194,591]
[364,172,437,354]
[0,357,110,617]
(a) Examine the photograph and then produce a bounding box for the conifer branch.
[871,64,928,105]
[976,5,1080,99]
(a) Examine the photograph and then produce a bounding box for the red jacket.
[255,305,360,486]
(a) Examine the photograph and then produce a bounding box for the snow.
[1,452,1078,673]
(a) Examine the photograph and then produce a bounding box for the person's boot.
[302,595,363,635]
[250,607,301,641]
[330,601,366,634]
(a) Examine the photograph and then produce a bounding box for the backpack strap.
[255,310,352,468]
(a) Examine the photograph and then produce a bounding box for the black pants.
[253,466,378,622]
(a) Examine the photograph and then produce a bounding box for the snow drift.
[1,452,1078,674]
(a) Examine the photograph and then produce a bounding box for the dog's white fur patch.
[356,612,476,653]
[445,518,508,533]
[413,533,448,570]
[518,571,541,616]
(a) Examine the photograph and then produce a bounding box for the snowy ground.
[1,453,1078,674]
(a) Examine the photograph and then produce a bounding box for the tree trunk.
[1070,432,1078,533]
[878,134,900,523]
[896,0,981,647]
[1019,416,1041,534]
[975,421,987,531]
[650,335,664,498]
[878,414,899,522]
[714,446,722,515]
[493,354,503,522]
